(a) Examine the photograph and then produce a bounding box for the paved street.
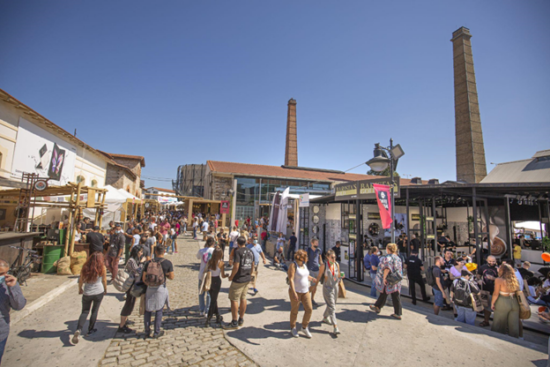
[4,235,549,367]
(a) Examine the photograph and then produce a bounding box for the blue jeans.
[170,236,177,252]
[193,228,197,238]
[455,306,476,325]
[0,337,6,365]
[369,272,378,298]
[198,280,211,314]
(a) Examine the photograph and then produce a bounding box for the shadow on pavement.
[246,297,289,315]
[17,320,117,347]
[176,263,200,271]
[224,325,291,345]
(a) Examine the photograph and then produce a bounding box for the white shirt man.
[201,221,209,232]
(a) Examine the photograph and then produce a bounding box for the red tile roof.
[207,161,427,186]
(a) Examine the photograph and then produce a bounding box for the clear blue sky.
[1,1,549,189]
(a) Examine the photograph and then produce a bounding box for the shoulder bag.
[386,255,403,287]
[200,269,212,294]
[516,290,532,320]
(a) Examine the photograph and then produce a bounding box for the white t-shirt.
[197,247,215,279]
[193,221,198,228]
[229,231,240,246]
[202,222,209,231]
[149,223,157,231]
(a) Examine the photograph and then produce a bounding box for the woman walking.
[369,243,403,320]
[491,264,521,338]
[72,252,107,344]
[118,246,145,333]
[205,247,228,326]
[288,249,317,338]
[316,249,344,334]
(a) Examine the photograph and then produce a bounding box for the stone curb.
[11,278,78,326]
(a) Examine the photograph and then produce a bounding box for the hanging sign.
[299,193,310,207]
[373,184,393,229]
[334,183,358,202]
[334,178,400,202]
[220,200,230,214]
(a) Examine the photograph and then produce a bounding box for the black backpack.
[453,279,471,307]
[426,265,437,287]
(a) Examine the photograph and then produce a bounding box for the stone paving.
[98,236,257,367]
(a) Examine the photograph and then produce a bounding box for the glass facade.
[235,176,331,222]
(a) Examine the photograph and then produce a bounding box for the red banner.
[220,200,230,214]
[373,184,392,229]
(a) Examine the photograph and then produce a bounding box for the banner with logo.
[373,184,392,229]
[299,193,309,207]
[220,200,230,214]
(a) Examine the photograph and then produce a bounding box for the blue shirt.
[0,282,27,341]
[306,247,322,272]
[370,255,380,274]
[247,244,263,265]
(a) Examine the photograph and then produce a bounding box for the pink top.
[160,222,171,235]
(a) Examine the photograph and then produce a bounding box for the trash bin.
[42,245,64,274]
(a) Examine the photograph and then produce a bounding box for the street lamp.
[366,139,405,243]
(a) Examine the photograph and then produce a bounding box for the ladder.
[14,173,38,232]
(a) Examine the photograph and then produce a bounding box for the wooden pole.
[64,188,74,257]
[69,182,83,256]
[98,191,106,229]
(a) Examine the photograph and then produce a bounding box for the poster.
[12,118,77,185]
[299,193,309,207]
[220,200,230,214]
[373,184,392,229]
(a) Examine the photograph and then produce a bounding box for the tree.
[367,167,400,177]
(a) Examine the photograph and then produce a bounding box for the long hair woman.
[288,249,317,338]
[72,252,107,344]
[316,249,344,334]
[491,264,521,337]
[205,247,228,326]
[118,245,145,333]
[369,243,403,319]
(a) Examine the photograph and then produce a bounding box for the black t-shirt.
[86,232,105,253]
[477,264,498,293]
[438,236,449,245]
[407,255,423,278]
[144,258,174,277]
[410,238,420,252]
[125,227,134,245]
[108,232,125,257]
[217,232,228,245]
[233,247,254,283]
[433,266,442,290]
[397,240,406,253]
[332,246,341,262]
[289,236,298,249]
[443,258,456,271]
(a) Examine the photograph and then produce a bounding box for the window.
[76,175,85,184]
[126,185,131,193]
[91,180,98,188]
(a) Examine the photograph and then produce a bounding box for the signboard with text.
[220,200,230,214]
[334,177,400,202]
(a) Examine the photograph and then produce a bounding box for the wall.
[105,164,136,193]
[210,175,233,200]
[111,158,142,197]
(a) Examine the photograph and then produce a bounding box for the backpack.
[144,259,165,287]
[426,265,437,287]
[363,254,372,270]
[453,279,471,307]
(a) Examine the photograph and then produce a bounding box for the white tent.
[83,185,127,228]
[515,221,543,231]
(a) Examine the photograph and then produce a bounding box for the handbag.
[386,255,403,287]
[516,290,532,320]
[468,284,484,312]
[130,282,147,298]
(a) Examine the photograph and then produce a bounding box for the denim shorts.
[433,289,445,307]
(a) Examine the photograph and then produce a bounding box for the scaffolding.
[173,164,205,197]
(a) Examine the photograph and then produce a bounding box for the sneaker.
[223,321,239,330]
[71,330,81,345]
[238,318,244,326]
[144,331,152,339]
[253,288,259,294]
[322,317,332,325]
[291,328,299,338]
[86,328,97,336]
[153,330,165,339]
[333,327,340,335]
[302,326,312,339]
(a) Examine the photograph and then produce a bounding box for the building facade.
[101,152,145,198]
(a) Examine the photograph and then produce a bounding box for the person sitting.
[274,248,286,270]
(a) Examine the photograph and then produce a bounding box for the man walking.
[404,250,429,305]
[224,236,255,329]
[307,238,323,307]
[217,228,228,260]
[247,239,267,294]
[105,223,125,282]
[332,241,341,262]
[0,259,26,364]
[477,255,498,327]
[432,256,449,315]
[287,232,298,261]
[201,220,209,240]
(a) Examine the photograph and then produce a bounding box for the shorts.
[229,281,250,301]
[433,289,445,307]
[310,271,319,285]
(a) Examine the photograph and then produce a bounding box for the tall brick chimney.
[284,98,298,167]
[451,27,487,183]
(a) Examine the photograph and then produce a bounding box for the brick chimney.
[284,98,298,166]
[451,27,487,183]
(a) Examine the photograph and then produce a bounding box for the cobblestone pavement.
[99,236,257,367]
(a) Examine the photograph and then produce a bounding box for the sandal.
[479,321,490,327]
[369,305,380,314]
[391,314,402,320]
